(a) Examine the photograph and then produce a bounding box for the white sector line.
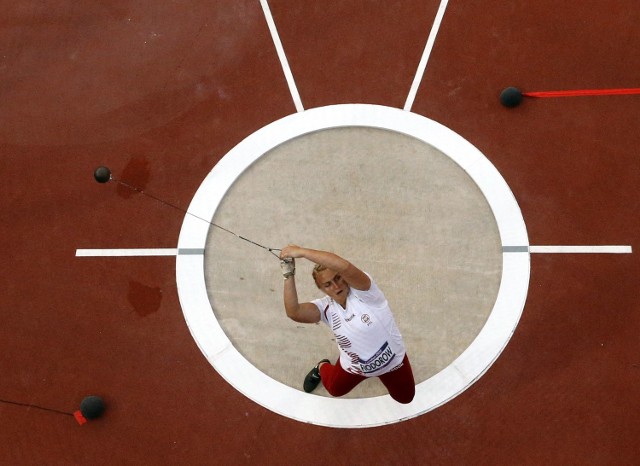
[260,0,304,112]
[404,0,450,111]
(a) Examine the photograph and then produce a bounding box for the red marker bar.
[523,88,640,98]
[74,410,88,425]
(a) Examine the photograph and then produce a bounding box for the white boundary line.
[76,249,177,257]
[75,246,631,257]
[404,0,450,111]
[260,0,304,112]
[176,104,530,428]
[75,248,204,257]
[530,245,632,254]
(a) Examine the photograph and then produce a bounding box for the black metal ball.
[94,166,112,183]
[80,396,105,419]
[500,87,524,108]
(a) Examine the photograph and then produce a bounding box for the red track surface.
[1,1,638,464]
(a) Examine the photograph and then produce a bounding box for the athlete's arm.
[283,274,321,323]
[280,245,371,291]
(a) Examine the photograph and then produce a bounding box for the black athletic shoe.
[303,359,330,393]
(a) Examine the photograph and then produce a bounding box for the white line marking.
[260,0,304,112]
[177,104,530,427]
[530,245,632,254]
[75,248,205,257]
[404,0,449,111]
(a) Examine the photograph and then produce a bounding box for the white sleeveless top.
[312,274,406,377]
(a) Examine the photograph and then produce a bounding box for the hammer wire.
[113,177,282,259]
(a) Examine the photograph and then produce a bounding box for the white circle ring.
[176,104,530,428]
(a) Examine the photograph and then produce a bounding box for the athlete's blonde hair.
[312,263,327,287]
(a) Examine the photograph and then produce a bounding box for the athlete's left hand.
[280,258,295,278]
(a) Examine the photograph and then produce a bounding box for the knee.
[391,386,415,404]
[394,395,414,404]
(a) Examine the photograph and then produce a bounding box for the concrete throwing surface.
[204,127,502,398]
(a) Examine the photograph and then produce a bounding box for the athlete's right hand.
[280,245,305,259]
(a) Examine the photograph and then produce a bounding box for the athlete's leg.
[319,359,366,397]
[378,354,416,404]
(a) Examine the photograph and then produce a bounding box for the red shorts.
[319,354,415,404]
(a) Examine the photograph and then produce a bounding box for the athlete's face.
[315,268,349,305]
